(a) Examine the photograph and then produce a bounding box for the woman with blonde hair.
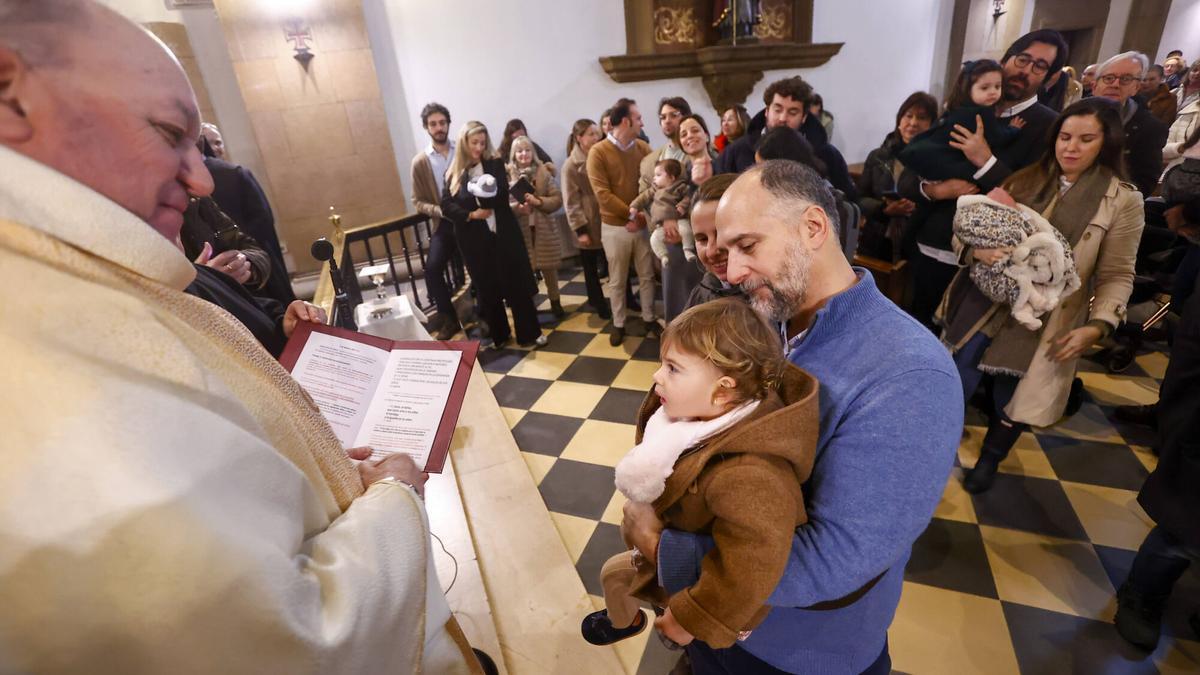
[441,121,547,349]
[509,135,566,317]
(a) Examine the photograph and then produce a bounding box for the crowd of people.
[2,1,1199,673]
[409,26,1200,672]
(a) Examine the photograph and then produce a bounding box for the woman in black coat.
[441,121,547,349]
[856,92,937,261]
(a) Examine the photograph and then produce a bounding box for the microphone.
[311,238,357,331]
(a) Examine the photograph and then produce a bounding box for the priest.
[0,2,480,672]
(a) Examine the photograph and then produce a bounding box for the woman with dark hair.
[856,92,938,260]
[659,113,717,321]
[944,99,1143,493]
[714,104,750,153]
[498,118,554,171]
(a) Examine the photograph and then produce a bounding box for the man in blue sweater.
[623,160,962,673]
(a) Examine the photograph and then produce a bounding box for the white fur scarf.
[614,400,760,503]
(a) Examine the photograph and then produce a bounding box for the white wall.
[96,0,179,23]
[1157,0,1200,64]
[368,0,951,193]
[1097,0,1133,65]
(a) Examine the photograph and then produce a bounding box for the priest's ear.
[0,46,34,145]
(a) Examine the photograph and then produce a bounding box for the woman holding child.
[658,114,717,321]
[945,98,1144,493]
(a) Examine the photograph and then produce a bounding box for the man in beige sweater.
[0,2,480,672]
[410,102,461,339]
[586,97,657,346]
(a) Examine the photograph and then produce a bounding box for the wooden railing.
[312,214,466,326]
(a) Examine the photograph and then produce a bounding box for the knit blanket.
[952,195,1081,330]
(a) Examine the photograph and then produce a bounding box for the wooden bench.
[853,254,908,306]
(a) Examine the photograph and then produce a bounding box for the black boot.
[550,299,565,318]
[1115,581,1168,650]
[1114,403,1159,429]
[963,452,1001,494]
[963,419,1023,494]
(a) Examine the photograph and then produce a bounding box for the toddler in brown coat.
[579,298,819,649]
[629,158,696,265]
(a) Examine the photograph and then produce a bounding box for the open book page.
[289,331,390,447]
[354,348,464,467]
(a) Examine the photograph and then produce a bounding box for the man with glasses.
[1094,51,1169,196]
[901,29,1068,328]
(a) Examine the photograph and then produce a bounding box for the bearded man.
[623,160,962,674]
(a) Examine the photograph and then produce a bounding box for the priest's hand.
[622,500,664,566]
[348,447,429,498]
[283,301,327,337]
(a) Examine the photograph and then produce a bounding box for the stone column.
[212,0,405,275]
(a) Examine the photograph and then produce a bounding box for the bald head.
[0,0,97,67]
[0,0,212,240]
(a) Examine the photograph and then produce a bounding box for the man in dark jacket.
[899,29,1067,328]
[1094,51,1169,197]
[1114,279,1200,650]
[1114,190,1200,650]
[204,155,297,306]
[715,76,857,200]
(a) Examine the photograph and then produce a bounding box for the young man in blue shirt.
[624,160,963,674]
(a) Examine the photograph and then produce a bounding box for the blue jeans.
[955,331,1027,455]
[686,639,890,675]
[425,222,458,322]
[1127,526,1200,598]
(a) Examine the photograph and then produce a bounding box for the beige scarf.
[0,218,363,512]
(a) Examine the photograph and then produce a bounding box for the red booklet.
[280,322,479,473]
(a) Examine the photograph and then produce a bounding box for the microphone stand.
[311,237,357,331]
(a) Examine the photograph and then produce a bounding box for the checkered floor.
[466,264,1200,675]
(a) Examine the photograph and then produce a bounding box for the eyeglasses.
[1098,74,1142,86]
[1011,53,1051,75]
[660,111,683,121]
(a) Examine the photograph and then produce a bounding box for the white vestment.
[0,146,472,674]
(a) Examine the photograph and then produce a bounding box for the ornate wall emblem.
[754,2,791,41]
[654,7,698,45]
